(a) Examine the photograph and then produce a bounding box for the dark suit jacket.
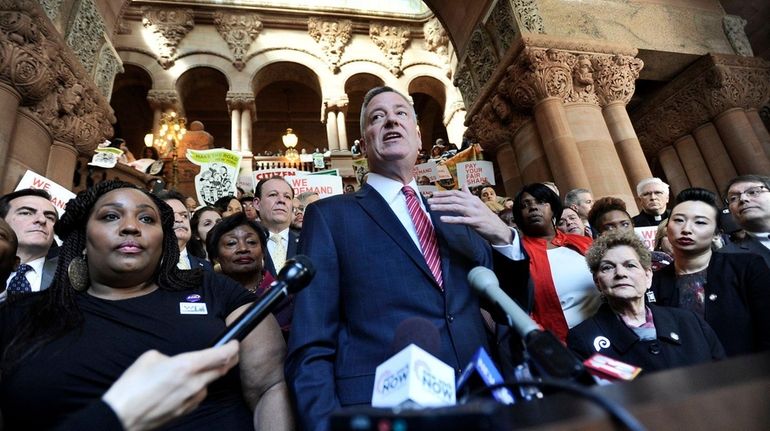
[631,209,670,228]
[264,229,300,277]
[567,303,725,374]
[40,256,57,292]
[720,234,770,268]
[285,184,503,431]
[188,254,213,272]
[650,252,770,356]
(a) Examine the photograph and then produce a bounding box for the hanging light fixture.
[281,89,299,161]
[145,111,187,188]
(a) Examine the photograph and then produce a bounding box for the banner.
[413,161,438,183]
[15,170,76,216]
[88,146,124,168]
[456,160,495,188]
[187,149,242,206]
[634,226,658,251]
[253,168,299,183]
[288,175,343,199]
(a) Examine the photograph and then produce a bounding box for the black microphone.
[468,267,589,382]
[389,317,441,357]
[212,255,315,346]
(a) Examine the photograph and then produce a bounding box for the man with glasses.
[721,175,770,267]
[632,177,671,227]
[291,191,319,230]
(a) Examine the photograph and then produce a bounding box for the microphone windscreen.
[390,317,441,357]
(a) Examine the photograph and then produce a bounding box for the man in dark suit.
[253,176,298,277]
[720,175,770,267]
[0,189,59,297]
[157,190,213,272]
[285,87,522,431]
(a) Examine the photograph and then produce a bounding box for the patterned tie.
[402,186,443,289]
[270,233,287,272]
[7,264,33,293]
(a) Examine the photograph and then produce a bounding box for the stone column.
[337,104,349,151]
[46,141,79,189]
[594,54,651,193]
[240,110,252,154]
[513,120,552,184]
[495,142,522,198]
[0,83,21,186]
[713,108,770,175]
[444,101,467,148]
[692,122,737,193]
[325,109,339,151]
[533,97,591,191]
[230,109,241,152]
[746,108,770,158]
[566,102,635,211]
[658,146,691,196]
[673,135,718,193]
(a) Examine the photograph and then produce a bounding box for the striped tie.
[402,186,443,289]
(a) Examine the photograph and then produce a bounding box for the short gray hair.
[564,188,591,207]
[359,86,417,137]
[636,177,669,197]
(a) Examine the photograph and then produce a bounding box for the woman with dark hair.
[587,196,634,236]
[0,181,291,430]
[511,183,597,342]
[206,213,271,294]
[207,213,294,340]
[188,206,222,259]
[568,231,724,374]
[651,187,770,357]
[214,195,242,217]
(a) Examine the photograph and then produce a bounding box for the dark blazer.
[285,184,503,431]
[650,252,770,356]
[40,256,58,291]
[264,229,300,277]
[188,254,213,272]
[631,209,670,228]
[568,303,725,375]
[720,234,770,268]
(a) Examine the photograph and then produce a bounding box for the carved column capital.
[633,54,770,156]
[226,91,256,120]
[505,47,575,108]
[369,23,410,76]
[593,54,644,106]
[214,12,262,71]
[423,17,449,58]
[308,17,351,73]
[141,7,194,69]
[146,89,180,111]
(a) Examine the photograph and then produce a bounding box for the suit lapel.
[40,257,57,291]
[356,185,438,288]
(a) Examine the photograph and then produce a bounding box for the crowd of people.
[1,85,769,431]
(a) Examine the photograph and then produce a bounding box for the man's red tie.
[402,186,443,289]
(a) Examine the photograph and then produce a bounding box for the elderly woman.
[510,183,598,342]
[568,231,724,374]
[651,188,770,357]
[207,213,293,340]
[0,181,291,430]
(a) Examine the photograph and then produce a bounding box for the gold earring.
[68,251,89,292]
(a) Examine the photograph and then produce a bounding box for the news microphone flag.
[456,347,515,405]
[371,344,456,408]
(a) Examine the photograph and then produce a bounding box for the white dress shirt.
[5,256,45,292]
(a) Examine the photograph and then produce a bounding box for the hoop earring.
[68,250,89,292]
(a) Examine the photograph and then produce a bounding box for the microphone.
[212,255,315,346]
[371,317,456,409]
[468,267,588,382]
[456,347,515,405]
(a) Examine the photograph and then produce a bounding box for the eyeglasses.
[727,186,768,205]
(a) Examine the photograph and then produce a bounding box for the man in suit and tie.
[285,86,522,431]
[0,189,59,297]
[156,190,213,271]
[721,175,770,267]
[253,176,299,277]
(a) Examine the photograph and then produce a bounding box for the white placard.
[456,160,495,187]
[287,175,343,199]
[413,161,438,182]
[634,226,658,251]
[15,170,76,216]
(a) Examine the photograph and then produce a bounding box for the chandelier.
[144,111,187,188]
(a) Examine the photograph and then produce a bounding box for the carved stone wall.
[308,17,351,73]
[65,0,105,73]
[214,12,262,71]
[633,54,770,157]
[369,23,410,76]
[93,38,124,99]
[723,15,753,57]
[141,7,194,69]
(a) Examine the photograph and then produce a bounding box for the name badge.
[179,302,208,315]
